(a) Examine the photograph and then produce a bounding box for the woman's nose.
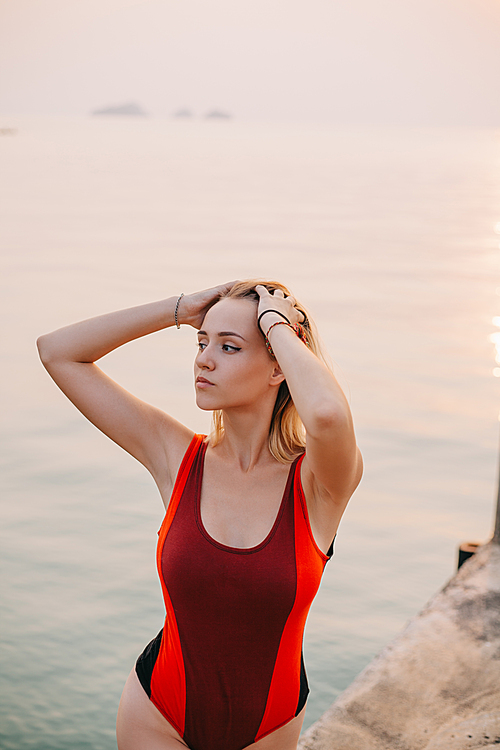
[196,345,214,369]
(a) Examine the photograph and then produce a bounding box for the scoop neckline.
[194,442,296,555]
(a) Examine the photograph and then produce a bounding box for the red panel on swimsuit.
[135,434,329,750]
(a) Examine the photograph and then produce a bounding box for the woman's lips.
[196,376,214,388]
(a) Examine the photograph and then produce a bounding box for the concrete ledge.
[299,542,500,750]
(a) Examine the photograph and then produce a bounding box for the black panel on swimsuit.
[135,628,163,698]
[295,650,310,716]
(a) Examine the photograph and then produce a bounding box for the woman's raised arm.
[37,285,233,488]
[255,286,363,546]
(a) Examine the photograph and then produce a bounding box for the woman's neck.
[213,410,275,472]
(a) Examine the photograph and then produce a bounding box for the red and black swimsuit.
[136,434,332,750]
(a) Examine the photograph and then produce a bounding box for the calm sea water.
[1,116,500,749]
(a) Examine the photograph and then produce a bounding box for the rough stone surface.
[424,712,500,749]
[298,542,500,750]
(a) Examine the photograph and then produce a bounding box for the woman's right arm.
[36,285,231,488]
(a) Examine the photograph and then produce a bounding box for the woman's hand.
[179,282,236,329]
[255,285,305,335]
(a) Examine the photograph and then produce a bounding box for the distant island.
[205,110,232,119]
[172,109,233,119]
[91,102,148,117]
[89,104,233,119]
[172,108,193,118]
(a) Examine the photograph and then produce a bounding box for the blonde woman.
[37,280,363,750]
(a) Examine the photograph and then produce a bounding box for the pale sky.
[1,0,499,125]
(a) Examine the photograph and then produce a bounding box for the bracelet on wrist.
[257,308,291,331]
[174,293,184,329]
[264,320,307,357]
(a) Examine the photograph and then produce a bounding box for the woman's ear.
[269,364,285,388]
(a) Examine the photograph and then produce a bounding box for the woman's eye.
[222,344,241,353]
[197,342,207,350]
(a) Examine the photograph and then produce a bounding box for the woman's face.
[194,297,282,412]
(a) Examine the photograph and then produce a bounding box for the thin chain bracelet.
[174,293,184,328]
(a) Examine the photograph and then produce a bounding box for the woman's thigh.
[117,668,306,750]
[116,669,188,750]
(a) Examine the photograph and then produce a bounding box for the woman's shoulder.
[150,419,198,485]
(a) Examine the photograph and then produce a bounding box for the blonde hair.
[207,279,332,463]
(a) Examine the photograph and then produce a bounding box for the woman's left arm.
[256,287,363,511]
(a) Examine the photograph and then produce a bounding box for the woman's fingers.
[183,283,234,328]
[254,286,307,331]
[220,280,238,294]
[255,284,269,298]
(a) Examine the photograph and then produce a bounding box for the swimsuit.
[136,434,332,750]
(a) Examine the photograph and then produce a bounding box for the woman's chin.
[195,393,220,411]
[197,404,214,412]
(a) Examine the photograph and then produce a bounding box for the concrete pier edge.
[299,541,500,750]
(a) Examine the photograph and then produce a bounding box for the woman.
[37,280,362,750]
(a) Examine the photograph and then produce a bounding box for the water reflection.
[492,319,500,376]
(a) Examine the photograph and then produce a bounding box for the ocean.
[1,115,499,748]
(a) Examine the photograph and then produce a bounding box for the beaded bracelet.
[174,293,184,328]
[264,320,307,356]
